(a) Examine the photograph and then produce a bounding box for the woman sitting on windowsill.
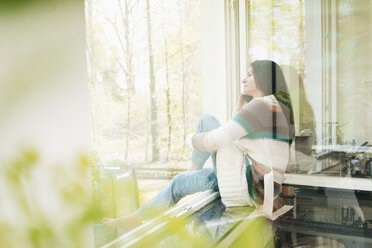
[102,60,295,230]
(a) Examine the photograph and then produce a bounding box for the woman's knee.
[168,173,188,202]
[171,172,186,184]
[168,169,216,202]
[197,114,221,133]
[169,172,188,193]
[199,114,219,124]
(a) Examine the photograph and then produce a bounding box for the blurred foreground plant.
[0,148,102,248]
[225,216,274,248]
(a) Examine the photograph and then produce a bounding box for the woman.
[190,60,295,219]
[102,60,294,229]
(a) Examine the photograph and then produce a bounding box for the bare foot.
[101,211,143,230]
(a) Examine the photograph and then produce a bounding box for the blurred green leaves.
[0,0,62,12]
[28,220,55,248]
[0,148,100,248]
[5,148,39,186]
[227,217,274,248]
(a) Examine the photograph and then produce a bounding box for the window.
[229,0,372,246]
[85,0,204,246]
[87,0,372,246]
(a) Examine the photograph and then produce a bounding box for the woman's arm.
[189,120,247,152]
[187,98,265,152]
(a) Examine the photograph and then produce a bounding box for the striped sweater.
[190,95,292,211]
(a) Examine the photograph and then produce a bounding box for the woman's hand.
[185,133,194,149]
[236,94,251,112]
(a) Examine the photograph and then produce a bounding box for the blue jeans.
[138,114,221,219]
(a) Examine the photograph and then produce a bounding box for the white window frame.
[225,0,241,119]
[200,0,229,123]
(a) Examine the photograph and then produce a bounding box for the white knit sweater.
[215,145,255,206]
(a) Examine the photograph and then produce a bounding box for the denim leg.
[138,168,218,220]
[191,114,221,168]
[138,114,220,220]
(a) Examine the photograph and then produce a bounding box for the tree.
[87,0,203,163]
[164,37,172,160]
[91,0,137,161]
[146,0,160,161]
[119,0,136,161]
[178,0,187,155]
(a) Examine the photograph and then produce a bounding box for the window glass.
[336,0,372,147]
[85,0,203,246]
[240,0,372,246]
[244,0,372,179]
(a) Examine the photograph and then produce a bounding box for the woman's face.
[242,67,261,97]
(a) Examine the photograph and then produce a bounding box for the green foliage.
[5,148,38,186]
[248,0,305,72]
[0,0,45,10]
[28,220,55,248]
[157,216,213,248]
[0,148,100,248]
[228,217,274,248]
